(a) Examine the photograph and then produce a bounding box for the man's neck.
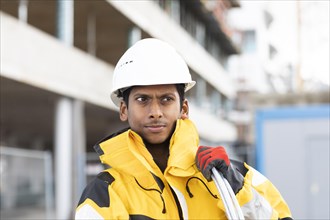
[144,140,170,173]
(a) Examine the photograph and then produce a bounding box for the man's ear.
[119,101,128,121]
[180,99,189,119]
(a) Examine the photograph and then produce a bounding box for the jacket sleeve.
[235,163,293,220]
[75,171,129,220]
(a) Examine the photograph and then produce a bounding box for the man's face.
[119,84,188,144]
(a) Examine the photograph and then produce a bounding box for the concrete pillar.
[18,0,28,22]
[72,100,86,205]
[128,26,141,47]
[57,0,74,46]
[54,97,73,219]
[196,77,206,107]
[87,10,96,55]
[55,0,75,219]
[211,91,221,115]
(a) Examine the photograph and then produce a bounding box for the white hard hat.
[110,38,196,106]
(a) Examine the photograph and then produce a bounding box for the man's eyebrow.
[132,91,176,97]
[159,92,176,97]
[132,93,149,97]
[131,92,154,99]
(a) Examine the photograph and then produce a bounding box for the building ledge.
[0,12,116,110]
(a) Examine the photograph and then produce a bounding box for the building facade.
[0,0,240,219]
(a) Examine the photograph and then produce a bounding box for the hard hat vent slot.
[119,60,133,68]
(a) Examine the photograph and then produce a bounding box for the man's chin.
[143,136,170,146]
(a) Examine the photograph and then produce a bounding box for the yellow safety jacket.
[76,119,292,219]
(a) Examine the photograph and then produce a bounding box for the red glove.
[196,146,244,194]
[196,146,230,181]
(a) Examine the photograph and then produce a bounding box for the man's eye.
[136,97,148,102]
[162,97,174,102]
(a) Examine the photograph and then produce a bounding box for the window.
[242,30,256,53]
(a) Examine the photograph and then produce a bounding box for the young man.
[75,38,292,219]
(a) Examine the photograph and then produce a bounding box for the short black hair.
[119,84,185,109]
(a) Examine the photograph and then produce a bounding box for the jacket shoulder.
[77,170,116,208]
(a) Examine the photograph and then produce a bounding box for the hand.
[196,146,244,194]
[196,146,230,181]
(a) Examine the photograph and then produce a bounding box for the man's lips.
[145,124,166,133]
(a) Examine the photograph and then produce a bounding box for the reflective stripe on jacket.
[76,119,292,219]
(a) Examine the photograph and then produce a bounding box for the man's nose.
[149,100,163,118]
